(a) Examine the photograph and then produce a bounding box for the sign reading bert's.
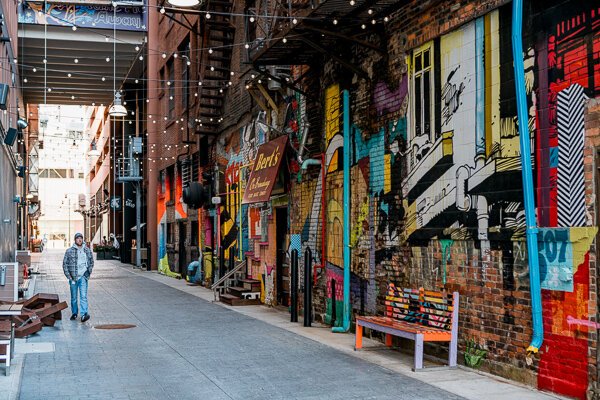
[242,136,288,204]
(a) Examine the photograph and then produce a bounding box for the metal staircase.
[195,0,235,136]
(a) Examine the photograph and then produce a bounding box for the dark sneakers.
[81,314,90,323]
[70,314,77,320]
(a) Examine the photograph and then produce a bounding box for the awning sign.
[242,135,288,204]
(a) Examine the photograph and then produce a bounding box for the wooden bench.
[355,284,459,371]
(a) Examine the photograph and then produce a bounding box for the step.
[220,293,261,306]
[228,286,250,296]
[199,102,222,109]
[241,278,261,291]
[199,93,225,100]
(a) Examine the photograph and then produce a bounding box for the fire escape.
[195,1,236,136]
[247,0,409,153]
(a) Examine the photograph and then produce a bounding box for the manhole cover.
[94,324,137,330]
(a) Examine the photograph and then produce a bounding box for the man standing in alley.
[62,232,94,322]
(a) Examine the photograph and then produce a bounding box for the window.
[412,46,434,142]
[160,170,166,194]
[179,39,190,113]
[168,165,175,202]
[168,59,175,119]
[167,223,174,244]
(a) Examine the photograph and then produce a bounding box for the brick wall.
[294,0,600,398]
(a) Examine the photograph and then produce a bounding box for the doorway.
[178,221,187,277]
[275,207,289,306]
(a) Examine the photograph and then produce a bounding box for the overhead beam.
[301,37,369,80]
[300,25,384,54]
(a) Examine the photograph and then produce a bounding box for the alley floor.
[9,250,560,400]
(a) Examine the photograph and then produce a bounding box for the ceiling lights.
[167,0,200,6]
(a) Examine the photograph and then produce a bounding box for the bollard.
[331,278,337,326]
[304,247,312,327]
[291,249,298,323]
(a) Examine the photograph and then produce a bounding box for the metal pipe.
[300,159,321,170]
[512,0,543,353]
[333,89,351,333]
[319,152,326,285]
[291,249,298,323]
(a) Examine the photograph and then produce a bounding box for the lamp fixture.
[109,92,127,117]
[88,139,101,157]
[167,0,200,6]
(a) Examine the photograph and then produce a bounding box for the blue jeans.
[69,277,88,316]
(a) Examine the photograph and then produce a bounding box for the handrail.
[211,258,246,299]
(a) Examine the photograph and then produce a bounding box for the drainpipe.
[333,89,351,333]
[512,0,543,353]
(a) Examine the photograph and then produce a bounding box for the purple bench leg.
[413,334,424,370]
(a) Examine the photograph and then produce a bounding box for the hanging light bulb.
[282,37,287,43]
[106,57,110,62]
[162,53,167,59]
[208,48,213,54]
[250,16,255,22]
[292,18,298,24]
[160,7,166,14]
[74,58,79,63]
[205,12,211,19]
[333,19,338,25]
[245,43,250,49]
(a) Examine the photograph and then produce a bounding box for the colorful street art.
[157,174,180,279]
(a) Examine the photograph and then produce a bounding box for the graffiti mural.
[157,173,180,279]
[401,10,531,247]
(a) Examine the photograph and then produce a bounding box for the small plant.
[464,338,487,369]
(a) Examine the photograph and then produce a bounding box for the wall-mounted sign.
[19,3,147,32]
[242,135,288,204]
[110,196,122,211]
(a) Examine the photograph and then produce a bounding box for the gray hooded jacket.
[63,243,94,281]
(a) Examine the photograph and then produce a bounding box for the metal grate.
[94,324,137,330]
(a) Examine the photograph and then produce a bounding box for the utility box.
[0,263,18,302]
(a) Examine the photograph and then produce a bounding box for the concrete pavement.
[2,250,566,399]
